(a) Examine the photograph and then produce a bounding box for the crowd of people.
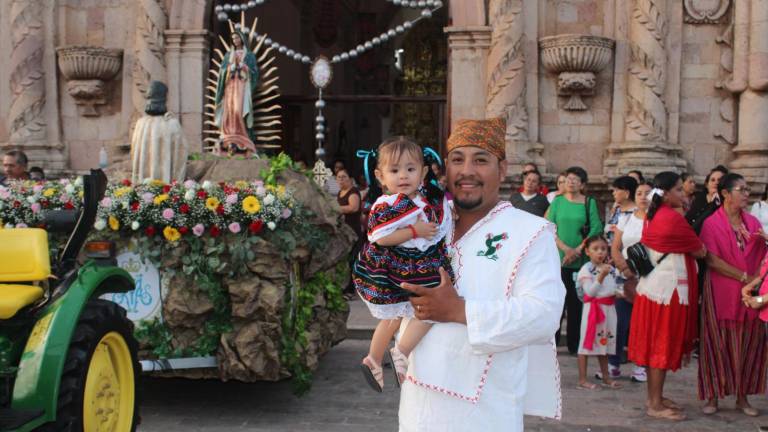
[504,162,768,421]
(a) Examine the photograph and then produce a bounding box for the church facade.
[0,0,764,188]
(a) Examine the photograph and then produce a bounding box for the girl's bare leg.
[396,319,432,356]
[367,319,402,365]
[578,354,589,385]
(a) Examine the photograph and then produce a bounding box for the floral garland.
[0,177,295,239]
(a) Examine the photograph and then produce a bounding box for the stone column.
[6,0,65,171]
[730,0,768,185]
[604,0,686,177]
[444,26,491,126]
[132,0,168,118]
[485,0,542,171]
[165,29,210,154]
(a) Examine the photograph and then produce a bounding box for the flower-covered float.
[0,154,355,394]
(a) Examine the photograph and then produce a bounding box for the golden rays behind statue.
[204,12,282,156]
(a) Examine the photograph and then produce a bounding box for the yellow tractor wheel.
[46,299,139,432]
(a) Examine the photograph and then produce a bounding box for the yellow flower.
[163,226,181,242]
[151,179,165,187]
[235,180,249,189]
[78,191,84,198]
[153,194,169,205]
[108,215,120,231]
[277,185,286,198]
[205,197,220,211]
[43,188,55,198]
[242,196,261,214]
[114,186,132,198]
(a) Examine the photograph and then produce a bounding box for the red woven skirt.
[628,290,689,371]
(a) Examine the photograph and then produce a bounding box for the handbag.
[580,196,592,239]
[625,243,668,277]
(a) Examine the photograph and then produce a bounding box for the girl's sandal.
[576,382,599,390]
[388,346,409,387]
[601,381,623,389]
[360,356,384,393]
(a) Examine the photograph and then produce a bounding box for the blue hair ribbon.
[423,147,442,168]
[356,149,377,187]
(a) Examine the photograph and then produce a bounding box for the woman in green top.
[546,166,604,354]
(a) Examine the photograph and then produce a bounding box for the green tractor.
[0,170,139,431]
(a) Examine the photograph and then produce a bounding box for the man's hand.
[401,268,465,323]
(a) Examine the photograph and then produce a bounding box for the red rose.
[121,179,132,186]
[178,226,189,235]
[162,185,171,193]
[179,203,190,214]
[249,220,264,234]
[13,201,21,208]
[64,202,75,210]
[41,200,49,208]
[145,226,156,237]
[172,195,180,202]
[223,186,235,195]
[130,201,140,212]
[209,226,221,237]
[216,204,225,215]
[197,190,207,199]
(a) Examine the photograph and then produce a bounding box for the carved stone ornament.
[684,0,731,24]
[56,46,123,116]
[539,34,615,110]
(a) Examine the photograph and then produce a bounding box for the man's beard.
[454,196,482,210]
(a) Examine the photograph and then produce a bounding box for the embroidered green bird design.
[477,232,509,261]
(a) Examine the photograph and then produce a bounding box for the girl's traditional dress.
[698,206,767,400]
[353,193,453,319]
[576,263,619,355]
[628,204,704,371]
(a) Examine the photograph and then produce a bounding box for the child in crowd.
[576,235,622,390]
[353,136,452,392]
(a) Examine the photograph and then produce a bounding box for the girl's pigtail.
[356,149,382,205]
[422,147,444,205]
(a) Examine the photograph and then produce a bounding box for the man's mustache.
[453,177,483,188]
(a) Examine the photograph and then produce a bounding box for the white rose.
[202,180,213,190]
[267,221,276,231]
[64,184,75,194]
[94,219,107,231]
[26,196,37,204]
[131,221,140,231]
[255,186,266,197]
[263,194,275,206]
[74,177,83,187]
[184,190,195,201]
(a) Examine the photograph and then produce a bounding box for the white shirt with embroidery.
[368,193,451,251]
[398,202,565,432]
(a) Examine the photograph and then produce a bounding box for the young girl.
[353,136,452,392]
[576,235,622,390]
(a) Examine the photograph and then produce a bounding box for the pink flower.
[253,180,264,188]
[184,179,197,189]
[30,203,41,213]
[100,197,112,208]
[16,223,28,228]
[228,222,241,234]
[225,194,238,205]
[0,189,9,200]
[192,224,205,237]
[142,192,154,204]
[281,208,292,219]
[33,184,43,193]
[59,194,70,203]
[162,208,175,220]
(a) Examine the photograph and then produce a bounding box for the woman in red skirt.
[628,172,707,421]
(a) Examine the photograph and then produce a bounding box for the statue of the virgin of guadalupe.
[214,30,260,155]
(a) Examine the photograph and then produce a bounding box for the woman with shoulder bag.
[546,166,604,355]
[628,172,707,421]
[607,183,652,383]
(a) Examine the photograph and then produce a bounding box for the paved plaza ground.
[139,300,768,431]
